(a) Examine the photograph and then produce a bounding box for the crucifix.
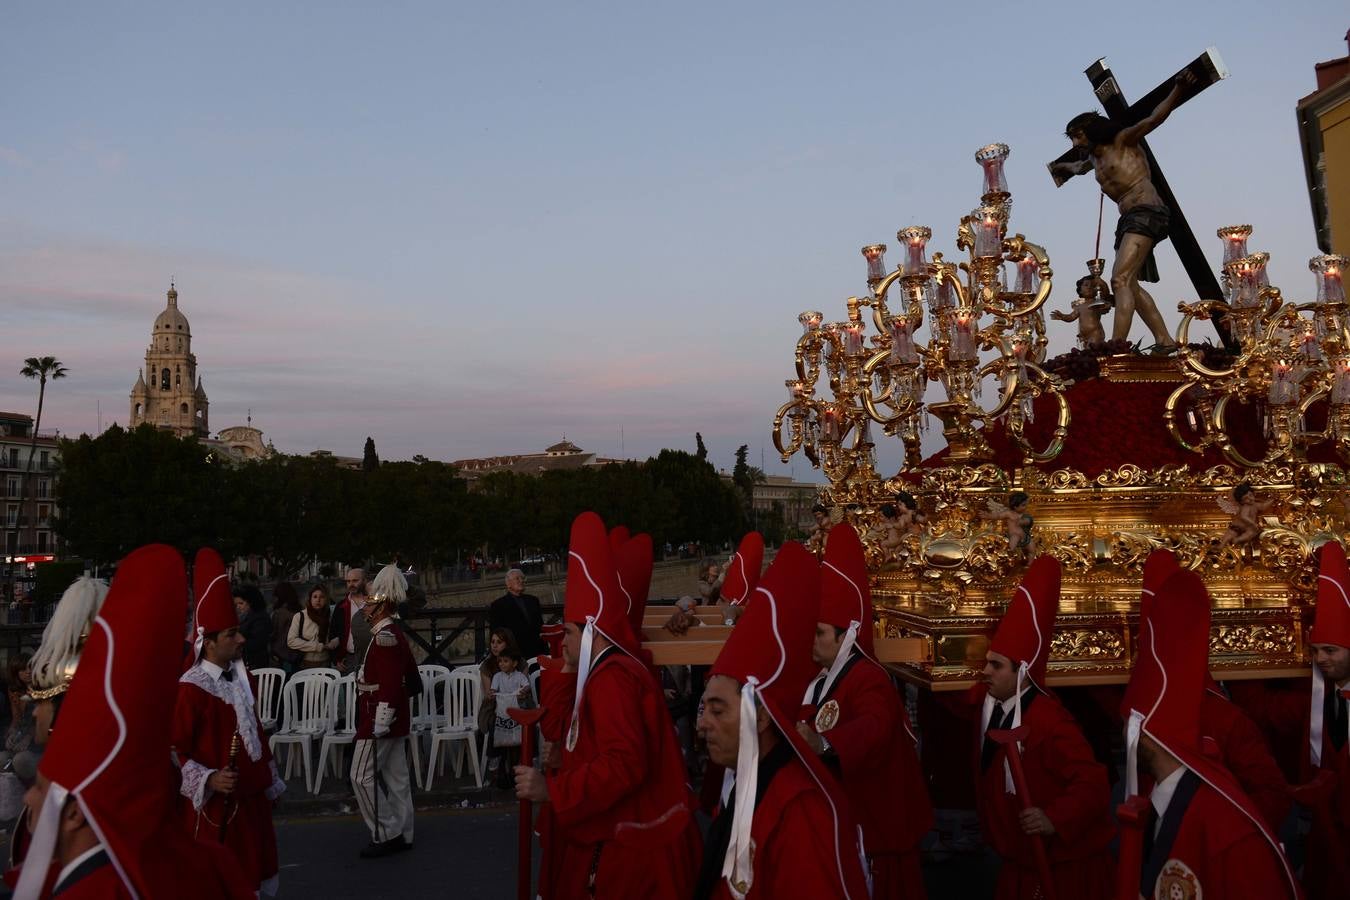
[1047,48,1234,348]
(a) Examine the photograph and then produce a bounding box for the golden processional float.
[765,143,1350,690]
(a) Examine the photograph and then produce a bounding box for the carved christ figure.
[1054,71,1198,353]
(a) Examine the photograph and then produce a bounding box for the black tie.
[220,666,234,682]
[980,702,1016,772]
[1329,688,1348,752]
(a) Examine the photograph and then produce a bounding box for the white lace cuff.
[266,760,286,801]
[180,759,216,811]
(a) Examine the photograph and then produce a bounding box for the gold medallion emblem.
[1155,858,1201,900]
[815,699,841,733]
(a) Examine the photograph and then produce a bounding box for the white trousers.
[351,737,415,844]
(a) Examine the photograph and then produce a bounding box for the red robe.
[542,649,701,900]
[1199,690,1290,831]
[704,751,871,900]
[1136,771,1298,899]
[970,686,1115,900]
[802,655,932,899]
[172,667,283,892]
[1230,677,1350,899]
[46,859,128,900]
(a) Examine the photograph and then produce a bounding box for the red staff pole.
[509,707,547,900]
[1114,795,1151,900]
[987,725,1058,900]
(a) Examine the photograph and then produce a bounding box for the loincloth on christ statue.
[1114,203,1171,283]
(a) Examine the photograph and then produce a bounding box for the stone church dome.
[153,284,191,335]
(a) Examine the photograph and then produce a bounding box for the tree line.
[53,424,763,578]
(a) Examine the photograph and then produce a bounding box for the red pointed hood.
[613,533,654,639]
[192,548,235,640]
[563,512,639,751]
[818,524,875,659]
[1122,549,1180,717]
[1311,539,1350,648]
[988,554,1061,691]
[22,545,192,898]
[709,541,865,899]
[607,525,631,554]
[563,512,634,648]
[1127,569,1299,896]
[720,532,765,607]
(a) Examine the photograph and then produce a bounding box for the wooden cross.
[1048,49,1233,344]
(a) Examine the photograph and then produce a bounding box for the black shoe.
[359,836,406,859]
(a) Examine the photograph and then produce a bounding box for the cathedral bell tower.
[129,283,209,437]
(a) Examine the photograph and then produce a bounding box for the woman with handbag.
[288,584,339,670]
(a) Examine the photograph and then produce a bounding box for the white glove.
[374,701,394,738]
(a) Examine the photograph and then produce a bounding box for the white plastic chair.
[252,667,286,732]
[268,671,332,794]
[408,665,450,790]
[426,668,483,789]
[312,673,357,794]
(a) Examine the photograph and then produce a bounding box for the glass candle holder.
[1228,254,1267,308]
[951,309,979,361]
[1015,252,1038,294]
[889,316,918,364]
[842,324,865,357]
[1268,360,1297,405]
[1311,254,1348,304]
[1332,359,1350,405]
[1217,225,1253,267]
[861,244,888,283]
[786,379,805,403]
[822,408,841,442]
[897,226,931,276]
[932,263,957,312]
[798,310,823,335]
[972,207,1002,258]
[1298,321,1322,362]
[975,143,1010,197]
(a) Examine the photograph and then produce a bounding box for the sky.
[1,2,1345,479]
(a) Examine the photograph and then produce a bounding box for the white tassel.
[817,622,859,701]
[1310,664,1325,768]
[1124,710,1144,799]
[566,618,597,752]
[723,678,761,899]
[1005,662,1030,793]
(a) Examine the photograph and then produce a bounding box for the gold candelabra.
[771,143,1069,501]
[1168,226,1350,468]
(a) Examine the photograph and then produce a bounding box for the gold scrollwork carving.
[1050,629,1124,660]
[1210,624,1294,655]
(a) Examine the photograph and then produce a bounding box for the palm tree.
[14,357,67,559]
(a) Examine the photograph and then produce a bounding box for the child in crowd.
[490,650,533,789]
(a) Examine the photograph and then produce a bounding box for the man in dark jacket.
[489,568,544,658]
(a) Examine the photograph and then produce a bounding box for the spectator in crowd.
[480,626,521,780]
[29,576,109,767]
[288,584,339,670]
[696,561,723,605]
[0,653,36,784]
[269,582,302,673]
[332,567,372,674]
[490,649,533,789]
[232,584,272,671]
[489,569,544,658]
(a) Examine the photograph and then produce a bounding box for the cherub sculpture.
[878,493,926,552]
[983,491,1036,557]
[1050,274,1112,348]
[1219,482,1275,548]
[808,503,831,555]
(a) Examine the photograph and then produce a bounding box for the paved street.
[275,804,524,900]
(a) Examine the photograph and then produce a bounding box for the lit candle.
[890,315,917,364]
[786,379,805,402]
[897,226,931,276]
[1299,322,1321,361]
[1268,359,1296,405]
[1217,225,1253,266]
[1333,358,1350,405]
[823,408,840,442]
[952,310,978,360]
[1015,253,1038,294]
[861,244,888,283]
[972,207,1002,259]
[843,324,864,357]
[974,143,1010,197]
[1311,254,1348,305]
[798,310,824,335]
